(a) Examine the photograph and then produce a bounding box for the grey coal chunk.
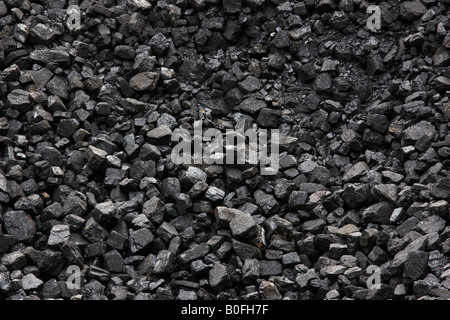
[35,143,64,166]
[341,129,363,152]
[47,224,70,247]
[238,97,267,115]
[259,260,283,277]
[29,49,70,65]
[146,126,172,145]
[82,217,109,243]
[366,54,386,76]
[431,178,450,199]
[179,166,207,190]
[176,193,192,214]
[104,168,127,186]
[156,222,179,243]
[46,76,69,100]
[362,202,393,225]
[208,262,230,292]
[107,231,129,251]
[314,73,332,93]
[301,219,326,234]
[67,150,86,173]
[4,210,36,243]
[129,229,154,254]
[368,245,390,265]
[7,89,32,111]
[1,251,27,270]
[231,239,262,260]
[56,119,80,138]
[223,0,242,14]
[81,280,106,300]
[432,47,450,67]
[259,280,282,300]
[271,30,290,48]
[256,108,282,128]
[176,290,197,300]
[29,23,55,44]
[128,12,145,35]
[343,161,369,183]
[176,243,210,265]
[399,1,427,21]
[161,178,181,201]
[23,247,64,273]
[86,145,108,169]
[84,242,108,259]
[103,249,125,273]
[341,183,371,208]
[149,33,171,56]
[0,234,17,254]
[142,196,164,225]
[41,279,61,300]
[61,242,84,267]
[201,17,225,31]
[367,114,389,134]
[0,172,8,193]
[242,258,260,284]
[296,61,316,82]
[229,213,257,240]
[90,200,117,226]
[413,215,446,235]
[129,72,160,91]
[139,143,161,162]
[403,251,429,281]
[204,186,225,202]
[371,184,398,203]
[238,76,262,93]
[282,252,301,266]
[254,190,280,215]
[263,215,294,239]
[402,121,436,145]
[154,250,174,274]
[21,273,44,291]
[63,195,87,216]
[215,206,244,228]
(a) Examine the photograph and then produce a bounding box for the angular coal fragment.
[257,108,282,128]
[209,262,230,292]
[7,89,32,112]
[82,218,109,243]
[146,126,172,145]
[29,23,55,44]
[399,1,427,21]
[129,229,154,254]
[238,98,267,115]
[129,72,160,92]
[254,190,280,215]
[86,146,108,169]
[3,210,36,243]
[176,243,210,265]
[403,251,429,281]
[1,251,27,270]
[103,249,125,273]
[229,213,257,240]
[47,224,70,247]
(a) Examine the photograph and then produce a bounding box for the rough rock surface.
[0,0,450,302]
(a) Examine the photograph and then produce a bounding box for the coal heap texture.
[1,0,450,301]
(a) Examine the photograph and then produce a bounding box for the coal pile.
[1,0,450,301]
